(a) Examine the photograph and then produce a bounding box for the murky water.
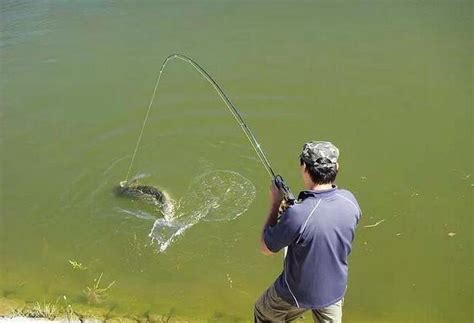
[1,1,472,322]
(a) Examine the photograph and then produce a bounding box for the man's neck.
[309,183,334,191]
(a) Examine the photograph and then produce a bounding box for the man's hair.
[300,157,338,185]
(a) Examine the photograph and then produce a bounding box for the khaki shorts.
[254,284,343,323]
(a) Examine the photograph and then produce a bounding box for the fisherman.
[255,141,361,323]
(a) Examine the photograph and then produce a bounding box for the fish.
[116,181,166,203]
[114,179,175,216]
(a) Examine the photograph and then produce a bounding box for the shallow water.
[1,1,472,322]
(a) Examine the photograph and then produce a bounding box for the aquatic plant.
[11,300,60,320]
[31,301,59,319]
[68,260,87,271]
[63,295,78,321]
[9,307,26,318]
[161,308,176,323]
[84,272,116,305]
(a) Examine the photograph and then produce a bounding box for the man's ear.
[301,163,307,172]
[336,162,340,171]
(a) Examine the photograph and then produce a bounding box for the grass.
[9,299,59,320]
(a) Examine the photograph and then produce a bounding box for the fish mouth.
[119,173,151,187]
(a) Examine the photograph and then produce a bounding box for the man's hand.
[269,181,284,207]
[260,181,284,256]
[270,181,293,214]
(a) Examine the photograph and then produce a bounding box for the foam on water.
[149,170,256,252]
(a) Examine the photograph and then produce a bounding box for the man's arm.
[260,184,282,256]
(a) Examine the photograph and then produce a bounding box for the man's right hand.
[269,182,283,207]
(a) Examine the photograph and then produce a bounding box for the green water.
[1,1,472,322]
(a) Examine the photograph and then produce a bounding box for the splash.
[149,170,256,252]
[116,208,157,221]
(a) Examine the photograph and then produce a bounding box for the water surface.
[1,1,472,322]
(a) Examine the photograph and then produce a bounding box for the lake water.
[1,1,472,322]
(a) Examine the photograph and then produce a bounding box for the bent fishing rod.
[124,53,295,205]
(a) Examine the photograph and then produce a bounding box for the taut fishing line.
[123,53,295,204]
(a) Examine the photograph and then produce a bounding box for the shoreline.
[0,297,185,323]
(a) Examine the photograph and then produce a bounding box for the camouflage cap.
[300,141,340,169]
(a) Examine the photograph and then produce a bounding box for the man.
[255,141,361,322]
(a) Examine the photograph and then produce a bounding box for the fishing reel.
[273,175,296,210]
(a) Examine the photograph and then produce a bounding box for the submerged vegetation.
[84,272,116,305]
[68,260,88,271]
[0,263,122,320]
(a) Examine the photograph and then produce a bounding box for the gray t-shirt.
[264,186,361,309]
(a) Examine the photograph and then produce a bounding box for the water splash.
[149,170,256,252]
[116,207,156,221]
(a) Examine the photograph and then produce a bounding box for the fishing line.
[123,54,295,203]
[124,54,274,180]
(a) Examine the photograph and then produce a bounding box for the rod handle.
[273,175,296,205]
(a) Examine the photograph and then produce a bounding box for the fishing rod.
[124,53,295,205]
